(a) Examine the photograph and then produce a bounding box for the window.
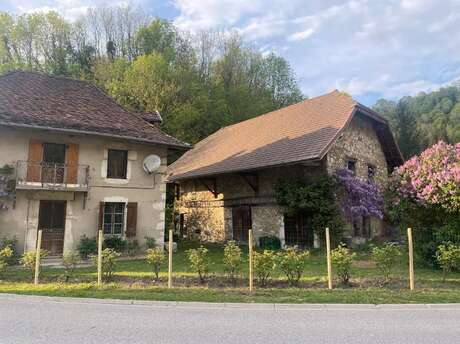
[42,143,66,183]
[353,216,372,238]
[107,149,128,179]
[103,202,125,235]
[347,159,356,174]
[367,164,376,182]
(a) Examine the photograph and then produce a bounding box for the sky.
[1,0,460,106]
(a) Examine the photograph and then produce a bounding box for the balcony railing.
[15,161,89,191]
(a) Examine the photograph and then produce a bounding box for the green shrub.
[62,251,80,282]
[77,235,97,259]
[20,249,49,279]
[126,240,140,257]
[371,242,401,282]
[92,248,121,281]
[276,246,310,286]
[223,241,242,281]
[186,246,210,283]
[144,236,157,249]
[253,250,276,286]
[436,243,460,281]
[331,243,356,285]
[103,236,127,253]
[146,248,166,281]
[0,246,13,277]
[0,236,18,265]
[259,236,281,250]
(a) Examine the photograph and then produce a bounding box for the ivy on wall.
[275,175,344,240]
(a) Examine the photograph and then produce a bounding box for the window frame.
[103,202,126,236]
[106,149,128,179]
[367,164,376,182]
[346,158,357,174]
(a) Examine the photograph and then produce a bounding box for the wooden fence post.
[325,227,333,290]
[97,229,103,286]
[168,229,173,289]
[407,227,415,290]
[248,229,254,293]
[34,230,42,285]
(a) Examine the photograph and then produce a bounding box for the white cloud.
[288,28,315,42]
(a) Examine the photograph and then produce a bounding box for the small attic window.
[346,159,356,174]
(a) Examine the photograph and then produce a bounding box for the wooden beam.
[199,178,218,198]
[241,173,259,194]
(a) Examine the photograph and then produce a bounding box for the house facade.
[0,71,188,255]
[167,91,403,247]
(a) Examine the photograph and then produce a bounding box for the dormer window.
[107,149,128,179]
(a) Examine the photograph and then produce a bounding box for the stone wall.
[326,113,389,240]
[327,113,388,183]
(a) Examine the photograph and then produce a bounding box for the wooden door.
[38,201,66,255]
[232,206,252,243]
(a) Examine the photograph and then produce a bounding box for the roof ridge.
[0,69,96,86]
[218,89,354,132]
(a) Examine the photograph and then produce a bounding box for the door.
[38,201,66,255]
[284,213,314,248]
[232,206,252,243]
[42,143,66,183]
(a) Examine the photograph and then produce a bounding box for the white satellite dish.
[143,155,161,174]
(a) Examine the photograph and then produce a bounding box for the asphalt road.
[0,294,459,344]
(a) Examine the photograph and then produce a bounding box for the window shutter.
[66,144,79,184]
[98,202,104,231]
[26,139,43,182]
[126,202,138,238]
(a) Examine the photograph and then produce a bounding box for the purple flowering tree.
[334,168,384,221]
[392,141,460,212]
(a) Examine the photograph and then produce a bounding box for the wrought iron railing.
[15,161,89,191]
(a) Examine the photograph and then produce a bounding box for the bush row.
[1,239,459,286]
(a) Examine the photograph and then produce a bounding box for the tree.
[374,86,460,159]
[391,141,460,212]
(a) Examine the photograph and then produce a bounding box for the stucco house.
[167,90,403,247]
[0,71,188,255]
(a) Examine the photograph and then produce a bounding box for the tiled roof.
[0,71,189,148]
[167,90,403,181]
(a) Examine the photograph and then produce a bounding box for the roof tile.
[0,71,189,148]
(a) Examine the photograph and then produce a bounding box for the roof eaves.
[0,121,191,149]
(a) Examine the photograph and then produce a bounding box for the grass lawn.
[1,242,459,304]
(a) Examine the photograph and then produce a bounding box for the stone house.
[0,71,188,255]
[167,91,403,247]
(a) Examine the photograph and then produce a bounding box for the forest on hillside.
[0,7,303,144]
[0,5,459,159]
[373,87,460,159]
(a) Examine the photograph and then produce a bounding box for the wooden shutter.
[26,139,43,182]
[126,202,138,238]
[66,143,79,184]
[98,202,104,231]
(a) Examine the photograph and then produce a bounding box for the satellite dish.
[143,155,161,174]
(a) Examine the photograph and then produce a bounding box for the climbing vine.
[275,175,343,238]
[334,168,384,222]
[0,164,14,211]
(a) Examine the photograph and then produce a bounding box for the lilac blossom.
[392,141,460,212]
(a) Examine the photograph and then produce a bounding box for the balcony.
[15,161,89,192]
